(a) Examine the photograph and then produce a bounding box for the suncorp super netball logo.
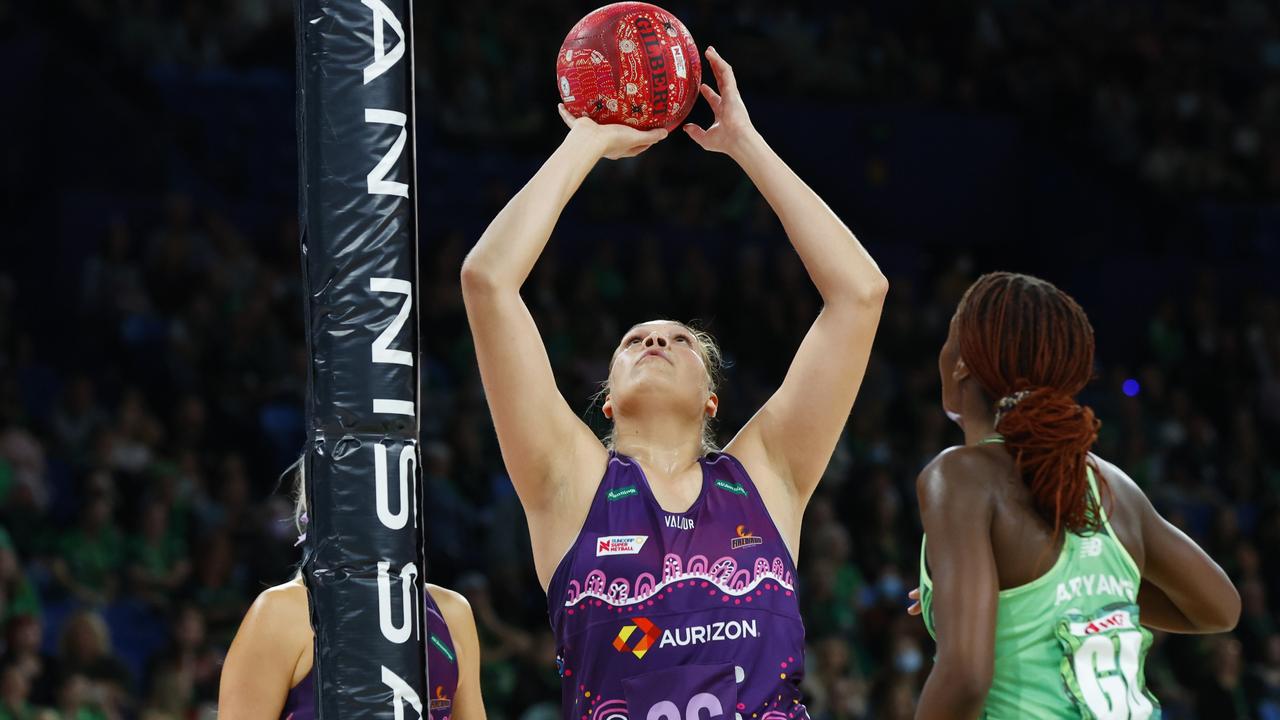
[597,535,648,556]
[613,617,761,659]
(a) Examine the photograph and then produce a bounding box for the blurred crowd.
[1,1,1279,719]
[17,0,1280,198]
[2,197,1278,719]
[422,0,1280,199]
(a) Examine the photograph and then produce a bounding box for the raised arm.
[461,112,666,517]
[697,48,888,509]
[915,449,999,720]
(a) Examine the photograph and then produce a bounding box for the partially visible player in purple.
[216,461,485,720]
[462,47,887,720]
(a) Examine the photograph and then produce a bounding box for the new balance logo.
[1080,537,1103,558]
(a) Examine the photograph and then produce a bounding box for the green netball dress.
[919,442,1160,720]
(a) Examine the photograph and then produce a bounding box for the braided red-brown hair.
[954,272,1105,536]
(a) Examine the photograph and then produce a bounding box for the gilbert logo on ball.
[556,2,702,131]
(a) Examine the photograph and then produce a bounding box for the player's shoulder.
[1086,453,1152,519]
[427,583,475,627]
[916,444,1008,509]
[247,576,310,629]
[224,576,312,685]
[1087,453,1140,494]
[918,443,1011,486]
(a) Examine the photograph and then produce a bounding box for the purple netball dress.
[279,588,460,720]
[548,452,809,720]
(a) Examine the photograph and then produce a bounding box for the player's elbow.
[864,271,889,303]
[953,668,993,711]
[932,655,992,715]
[1184,573,1242,633]
[460,253,502,297]
[826,271,888,314]
[1200,584,1242,633]
[846,271,889,307]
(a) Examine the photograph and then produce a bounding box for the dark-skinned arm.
[915,448,999,720]
[1136,583,1199,633]
[1095,457,1240,634]
[1135,494,1239,633]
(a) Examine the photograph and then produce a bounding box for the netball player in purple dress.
[216,463,485,720]
[462,48,887,720]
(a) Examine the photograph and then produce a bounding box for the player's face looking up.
[603,320,717,422]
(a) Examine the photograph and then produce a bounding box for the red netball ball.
[556,2,702,131]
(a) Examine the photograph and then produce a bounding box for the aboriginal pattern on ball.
[556,2,702,131]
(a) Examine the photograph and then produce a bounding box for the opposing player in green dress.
[914,272,1240,720]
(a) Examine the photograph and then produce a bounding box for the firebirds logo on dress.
[732,524,763,550]
[429,686,451,711]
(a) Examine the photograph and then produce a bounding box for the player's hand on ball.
[683,47,755,155]
[559,104,669,161]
